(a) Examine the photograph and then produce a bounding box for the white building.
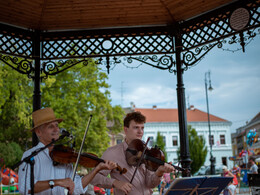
[134,105,233,169]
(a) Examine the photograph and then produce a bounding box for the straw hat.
[31,107,63,131]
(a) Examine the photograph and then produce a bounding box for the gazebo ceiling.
[0,0,235,31]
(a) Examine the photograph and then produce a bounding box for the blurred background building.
[231,112,260,168]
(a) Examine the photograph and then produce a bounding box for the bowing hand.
[96,160,117,172]
[55,178,75,195]
[113,180,133,194]
[155,162,175,177]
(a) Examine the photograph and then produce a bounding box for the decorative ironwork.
[0,54,34,78]
[182,42,218,67]
[42,56,124,77]
[42,33,174,59]
[41,59,91,79]
[182,25,259,67]
[0,24,33,58]
[220,28,259,52]
[101,56,122,74]
[181,0,260,51]
[0,0,259,76]
[124,54,175,73]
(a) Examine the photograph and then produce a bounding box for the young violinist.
[18,107,117,195]
[91,111,175,195]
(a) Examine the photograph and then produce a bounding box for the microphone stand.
[12,134,69,195]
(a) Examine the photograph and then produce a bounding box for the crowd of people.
[222,156,259,195]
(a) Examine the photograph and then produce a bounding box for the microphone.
[60,128,74,139]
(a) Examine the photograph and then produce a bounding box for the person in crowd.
[163,172,170,189]
[90,111,175,195]
[159,179,167,195]
[248,156,259,195]
[223,165,237,195]
[163,169,175,189]
[18,107,117,195]
[248,156,258,174]
[223,179,236,195]
[231,165,241,187]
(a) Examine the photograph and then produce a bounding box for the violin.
[51,145,127,175]
[126,139,188,173]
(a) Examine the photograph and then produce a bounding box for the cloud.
[109,83,177,108]
[107,36,260,132]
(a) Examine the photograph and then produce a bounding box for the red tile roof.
[134,108,228,123]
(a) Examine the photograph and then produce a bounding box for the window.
[220,135,226,144]
[222,157,227,166]
[148,136,154,147]
[209,135,214,145]
[172,136,178,146]
[163,136,166,145]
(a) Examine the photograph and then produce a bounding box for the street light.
[205,71,215,175]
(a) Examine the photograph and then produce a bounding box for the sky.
[105,35,260,133]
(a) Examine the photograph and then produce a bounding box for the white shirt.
[227,184,236,195]
[249,164,258,174]
[18,142,87,195]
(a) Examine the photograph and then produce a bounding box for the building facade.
[134,105,233,169]
[231,112,260,166]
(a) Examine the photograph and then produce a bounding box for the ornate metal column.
[175,27,191,177]
[32,30,41,146]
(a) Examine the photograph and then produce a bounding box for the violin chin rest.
[126,150,140,167]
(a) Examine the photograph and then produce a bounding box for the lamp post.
[205,71,215,175]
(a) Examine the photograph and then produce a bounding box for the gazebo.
[0,0,259,175]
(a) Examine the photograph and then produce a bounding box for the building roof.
[135,107,228,123]
[0,0,235,31]
[248,112,260,125]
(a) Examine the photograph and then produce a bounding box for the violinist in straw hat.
[18,107,117,195]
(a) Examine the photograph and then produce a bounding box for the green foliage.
[0,57,124,164]
[177,125,207,175]
[154,132,168,162]
[41,59,124,156]
[109,105,125,132]
[0,63,33,151]
[0,142,23,168]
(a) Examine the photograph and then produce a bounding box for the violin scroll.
[116,164,127,175]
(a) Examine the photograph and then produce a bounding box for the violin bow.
[129,137,150,184]
[65,114,93,195]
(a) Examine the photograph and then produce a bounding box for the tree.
[0,142,23,168]
[153,132,168,162]
[41,59,125,156]
[0,62,33,152]
[0,58,125,161]
[177,125,207,175]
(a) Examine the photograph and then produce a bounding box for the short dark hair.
[124,111,146,127]
[249,156,255,162]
